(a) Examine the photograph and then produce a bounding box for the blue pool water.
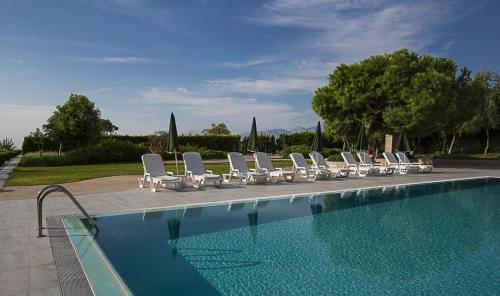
[75,178,500,295]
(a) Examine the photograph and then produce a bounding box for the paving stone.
[0,268,29,296]
[29,264,58,291]
[0,250,29,273]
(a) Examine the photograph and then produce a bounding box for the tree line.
[312,49,500,155]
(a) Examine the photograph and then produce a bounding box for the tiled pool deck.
[0,167,499,296]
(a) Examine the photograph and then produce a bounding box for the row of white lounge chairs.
[139,151,432,192]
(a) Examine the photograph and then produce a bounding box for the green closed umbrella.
[247,116,258,152]
[396,126,411,152]
[311,121,322,152]
[355,124,368,151]
[167,112,179,175]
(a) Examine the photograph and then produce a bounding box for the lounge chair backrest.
[357,151,374,165]
[142,154,167,177]
[396,152,411,164]
[290,153,310,170]
[341,152,358,165]
[383,152,398,165]
[254,152,274,172]
[183,152,206,175]
[309,151,329,169]
[227,152,249,174]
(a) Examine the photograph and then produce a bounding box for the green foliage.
[460,70,500,155]
[199,150,226,160]
[279,145,342,159]
[241,134,278,153]
[43,94,117,150]
[0,149,21,165]
[280,144,311,158]
[312,49,470,148]
[202,123,231,135]
[20,140,148,166]
[22,133,241,154]
[0,138,15,150]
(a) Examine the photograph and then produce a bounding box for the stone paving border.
[0,155,22,188]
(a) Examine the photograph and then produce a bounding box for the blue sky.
[1,0,499,146]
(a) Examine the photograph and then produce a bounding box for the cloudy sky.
[1,0,499,146]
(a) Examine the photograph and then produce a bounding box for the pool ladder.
[36,184,99,238]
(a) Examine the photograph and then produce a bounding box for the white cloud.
[250,0,457,62]
[204,77,324,95]
[216,58,278,68]
[4,58,24,65]
[75,56,161,64]
[137,87,316,133]
[0,104,53,147]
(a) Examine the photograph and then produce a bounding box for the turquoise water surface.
[79,178,500,295]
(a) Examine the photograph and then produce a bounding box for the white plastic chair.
[396,152,433,173]
[183,152,223,189]
[139,154,183,192]
[341,152,379,177]
[309,151,349,178]
[357,151,395,175]
[290,153,330,180]
[254,152,295,182]
[226,152,267,184]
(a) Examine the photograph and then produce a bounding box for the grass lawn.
[6,160,293,186]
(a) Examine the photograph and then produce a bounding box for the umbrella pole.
[174,149,179,175]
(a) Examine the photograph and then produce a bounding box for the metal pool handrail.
[36,184,99,238]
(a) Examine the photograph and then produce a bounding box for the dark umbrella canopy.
[167,112,179,174]
[247,116,258,152]
[311,121,322,152]
[167,112,178,153]
[355,124,368,151]
[396,126,411,152]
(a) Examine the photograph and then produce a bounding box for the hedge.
[22,134,241,154]
[0,149,21,165]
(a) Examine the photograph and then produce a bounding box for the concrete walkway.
[0,155,21,189]
[0,167,499,295]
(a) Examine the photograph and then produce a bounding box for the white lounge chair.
[341,152,379,177]
[396,152,433,173]
[357,151,395,175]
[254,152,295,182]
[382,152,418,174]
[309,151,349,178]
[225,152,267,184]
[139,154,183,192]
[183,152,223,189]
[290,153,330,180]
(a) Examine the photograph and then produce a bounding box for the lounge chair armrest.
[275,167,283,171]
[317,165,327,169]
[166,171,174,176]
[249,168,256,172]
[206,170,214,174]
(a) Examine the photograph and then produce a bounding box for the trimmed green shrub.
[279,145,310,158]
[22,134,241,153]
[0,149,21,165]
[199,150,226,160]
[19,140,148,166]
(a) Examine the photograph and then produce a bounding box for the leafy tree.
[30,128,46,156]
[202,123,231,135]
[312,49,466,150]
[0,138,15,150]
[43,94,118,150]
[461,70,500,155]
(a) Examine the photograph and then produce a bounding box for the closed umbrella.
[311,121,322,152]
[167,112,179,175]
[396,126,411,152]
[355,124,368,151]
[247,116,258,152]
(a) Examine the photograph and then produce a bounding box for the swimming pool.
[65,177,500,295]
